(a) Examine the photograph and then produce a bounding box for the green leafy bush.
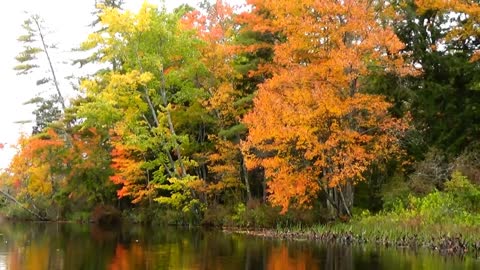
[444,171,480,211]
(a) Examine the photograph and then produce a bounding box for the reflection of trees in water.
[263,242,353,270]
[267,244,320,270]
[0,222,118,270]
[324,245,353,270]
[0,222,359,270]
[0,223,479,270]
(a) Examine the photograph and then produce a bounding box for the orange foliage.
[6,127,111,203]
[7,129,66,198]
[108,243,148,270]
[183,1,248,198]
[267,246,319,270]
[184,1,240,124]
[201,136,244,197]
[242,0,412,212]
[109,141,148,203]
[183,0,234,44]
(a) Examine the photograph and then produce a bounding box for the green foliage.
[381,173,410,212]
[218,124,247,140]
[66,211,91,223]
[413,192,460,225]
[201,201,281,228]
[155,176,205,218]
[14,16,44,76]
[0,204,37,221]
[371,173,480,229]
[445,171,480,212]
[231,202,247,225]
[365,1,480,158]
[30,96,63,134]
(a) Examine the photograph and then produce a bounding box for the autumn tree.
[79,3,206,214]
[63,127,117,207]
[4,126,116,219]
[6,8,122,220]
[184,0,278,205]
[182,1,254,204]
[241,0,412,217]
[7,130,66,218]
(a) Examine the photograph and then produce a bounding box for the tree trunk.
[338,184,352,218]
[325,187,339,218]
[262,175,267,203]
[324,182,354,219]
[240,154,252,202]
[33,16,66,111]
[160,70,186,177]
[0,189,46,220]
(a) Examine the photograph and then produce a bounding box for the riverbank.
[227,204,480,257]
[2,171,480,259]
[226,173,480,256]
[229,224,480,256]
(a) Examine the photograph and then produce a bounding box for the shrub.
[91,205,121,226]
[201,204,230,227]
[0,204,36,220]
[417,192,461,225]
[66,211,91,223]
[444,171,480,211]
[381,174,409,212]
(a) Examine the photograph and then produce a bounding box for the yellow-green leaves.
[78,1,207,206]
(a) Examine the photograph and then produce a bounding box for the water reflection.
[0,222,477,269]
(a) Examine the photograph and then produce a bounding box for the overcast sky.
[0,0,244,169]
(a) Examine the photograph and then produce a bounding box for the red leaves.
[183,0,234,44]
[109,137,148,203]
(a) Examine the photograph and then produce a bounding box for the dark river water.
[0,222,478,269]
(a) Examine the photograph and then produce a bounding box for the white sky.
[0,0,244,170]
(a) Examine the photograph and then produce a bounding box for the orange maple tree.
[241,0,412,215]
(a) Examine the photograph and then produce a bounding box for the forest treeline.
[1,0,480,226]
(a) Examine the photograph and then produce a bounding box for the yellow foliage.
[27,165,53,197]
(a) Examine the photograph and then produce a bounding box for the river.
[0,222,478,269]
